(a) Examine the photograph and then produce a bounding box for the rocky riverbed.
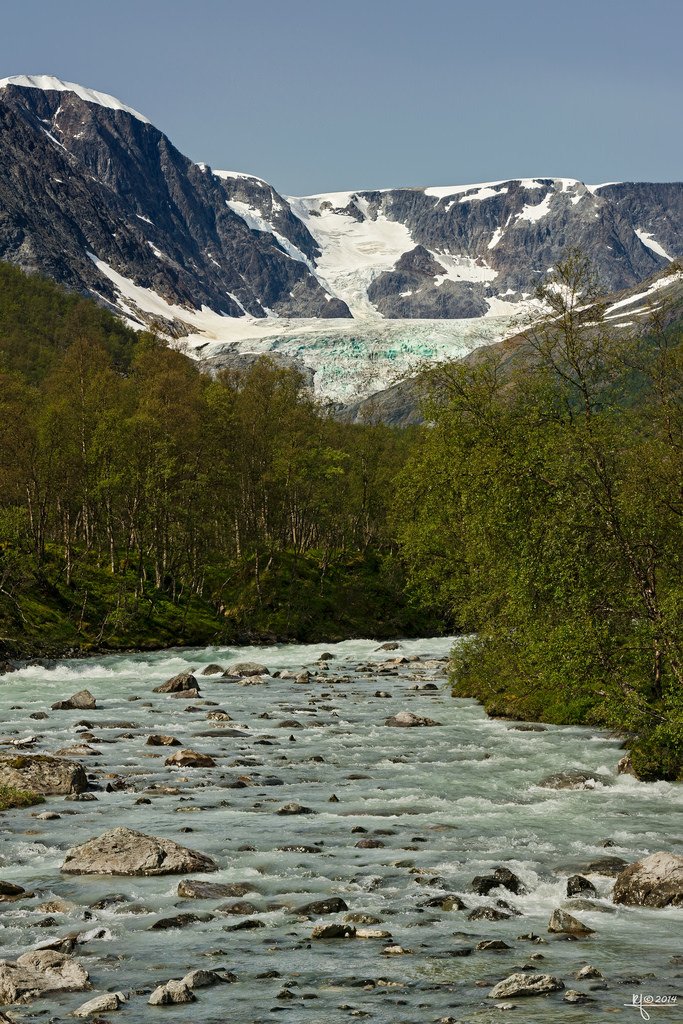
[0,637,681,1022]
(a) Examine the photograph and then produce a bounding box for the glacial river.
[0,637,681,1022]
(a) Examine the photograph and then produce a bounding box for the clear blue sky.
[1,0,680,195]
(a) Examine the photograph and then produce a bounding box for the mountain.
[0,75,351,328]
[0,76,681,401]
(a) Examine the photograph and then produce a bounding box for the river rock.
[54,744,98,757]
[165,749,216,768]
[385,711,442,727]
[147,734,181,746]
[311,923,356,939]
[0,882,27,901]
[472,867,526,895]
[539,769,611,790]
[223,662,270,678]
[153,673,198,694]
[612,851,683,908]
[0,754,87,795]
[178,879,253,899]
[576,965,603,979]
[422,894,467,911]
[61,827,218,876]
[182,968,226,989]
[216,900,258,916]
[148,979,195,1005]
[488,972,565,998]
[564,989,589,1003]
[566,874,597,897]
[467,906,511,921]
[201,664,224,675]
[73,991,126,1016]
[277,802,314,815]
[297,897,348,916]
[0,950,89,1004]
[617,754,636,776]
[548,909,595,935]
[51,690,97,711]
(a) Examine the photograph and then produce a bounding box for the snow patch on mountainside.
[225,198,312,265]
[0,75,150,123]
[213,169,271,186]
[288,193,417,317]
[635,228,673,261]
[432,252,498,287]
[517,190,554,222]
[605,271,683,318]
[425,179,525,199]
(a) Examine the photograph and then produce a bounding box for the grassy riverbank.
[0,546,443,661]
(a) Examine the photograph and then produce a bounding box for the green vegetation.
[0,785,44,812]
[395,255,683,780]
[0,265,441,659]
[3,257,683,779]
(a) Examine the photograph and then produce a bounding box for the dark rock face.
[0,81,351,330]
[368,244,489,319]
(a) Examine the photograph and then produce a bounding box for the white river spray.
[0,636,681,1022]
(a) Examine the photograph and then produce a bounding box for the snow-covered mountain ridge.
[0,76,681,401]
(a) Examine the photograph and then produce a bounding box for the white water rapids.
[0,636,681,1021]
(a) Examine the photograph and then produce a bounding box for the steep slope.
[0,75,350,329]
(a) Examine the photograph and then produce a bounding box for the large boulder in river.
[51,689,97,711]
[165,749,216,768]
[61,827,218,876]
[0,754,87,795]
[311,922,356,939]
[385,711,442,727]
[612,852,683,908]
[148,979,195,1005]
[548,909,595,935]
[222,662,270,678]
[488,973,564,998]
[73,992,126,1016]
[153,673,198,694]
[0,950,89,1004]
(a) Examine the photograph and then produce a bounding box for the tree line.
[0,263,423,651]
[394,254,683,778]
